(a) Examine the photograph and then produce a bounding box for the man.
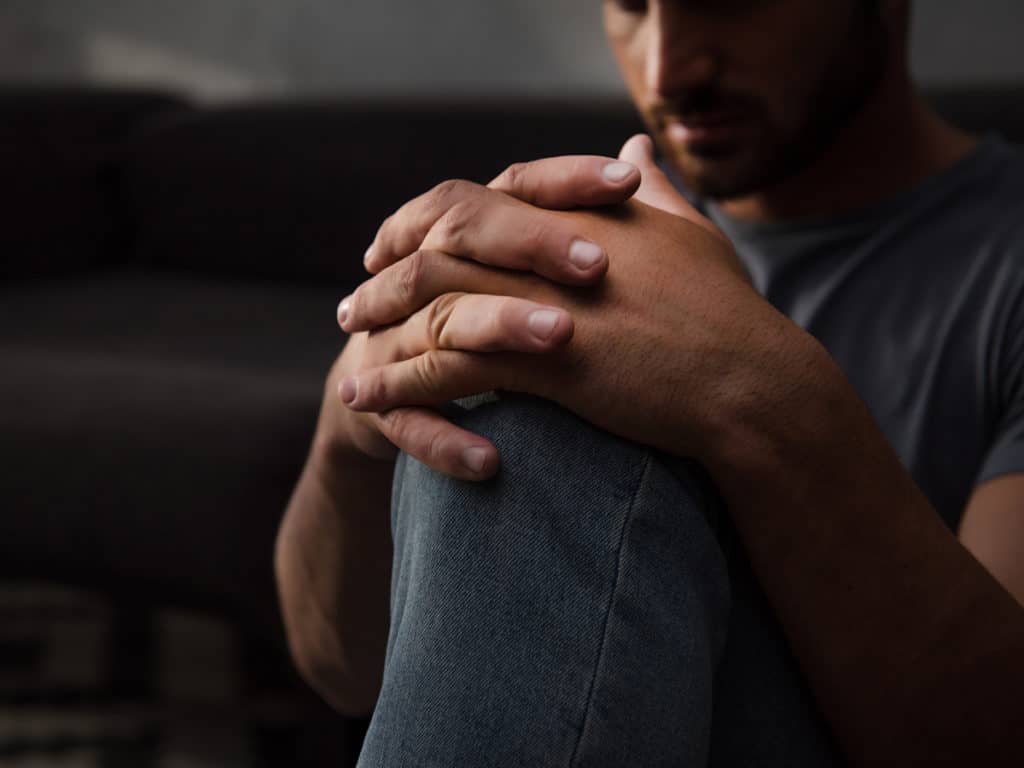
[276,1,1024,765]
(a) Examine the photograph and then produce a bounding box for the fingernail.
[569,239,605,270]
[363,245,374,267]
[340,377,357,404]
[602,161,636,183]
[462,446,488,474]
[528,309,561,341]
[337,296,351,326]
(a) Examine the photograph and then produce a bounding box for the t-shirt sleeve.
[977,403,1024,484]
[975,217,1024,485]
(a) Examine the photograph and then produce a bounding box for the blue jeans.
[358,394,840,767]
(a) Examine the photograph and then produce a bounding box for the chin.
[670,149,767,201]
[668,136,813,202]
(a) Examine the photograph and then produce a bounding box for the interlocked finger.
[365,182,609,285]
[359,292,572,369]
[372,406,499,480]
[366,179,483,274]
[339,249,545,334]
[417,194,608,284]
[405,293,573,358]
[342,349,519,414]
[487,155,639,209]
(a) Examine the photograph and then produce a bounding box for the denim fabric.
[358,394,840,767]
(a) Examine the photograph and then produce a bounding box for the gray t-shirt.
[702,137,1024,530]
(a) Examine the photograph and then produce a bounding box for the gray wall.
[1,1,1022,100]
[911,0,1024,84]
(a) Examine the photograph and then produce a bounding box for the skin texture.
[345,163,774,466]
[275,0,1024,762]
[960,475,1024,606]
[274,340,394,716]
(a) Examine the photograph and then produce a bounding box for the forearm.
[274,436,394,717]
[704,334,1024,765]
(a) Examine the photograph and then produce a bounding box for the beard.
[654,8,889,201]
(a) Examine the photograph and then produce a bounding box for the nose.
[644,8,718,98]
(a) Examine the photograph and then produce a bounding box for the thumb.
[618,135,716,234]
[620,134,748,282]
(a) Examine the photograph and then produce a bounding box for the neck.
[718,70,977,223]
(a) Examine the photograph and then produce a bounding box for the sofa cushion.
[0,269,343,625]
[116,89,1022,284]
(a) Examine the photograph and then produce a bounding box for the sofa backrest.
[117,101,644,287]
[0,87,186,278]
[3,85,1022,289]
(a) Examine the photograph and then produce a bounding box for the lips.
[664,111,749,146]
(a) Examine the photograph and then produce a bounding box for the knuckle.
[469,307,504,353]
[433,199,477,251]
[521,218,553,260]
[414,351,444,391]
[423,427,447,467]
[429,178,473,209]
[380,409,443,468]
[493,298,520,336]
[396,250,428,306]
[425,293,463,347]
[495,300,530,350]
[363,369,390,406]
[495,162,527,192]
[570,155,595,182]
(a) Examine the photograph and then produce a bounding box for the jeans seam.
[567,451,652,768]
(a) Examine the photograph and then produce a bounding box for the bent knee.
[372,394,730,766]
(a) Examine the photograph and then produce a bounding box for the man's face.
[604,0,890,200]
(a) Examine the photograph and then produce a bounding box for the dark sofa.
[0,85,1021,765]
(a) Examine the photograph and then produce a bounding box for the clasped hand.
[332,135,785,480]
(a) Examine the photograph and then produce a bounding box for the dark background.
[1,2,1023,766]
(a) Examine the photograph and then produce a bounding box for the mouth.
[663,111,750,149]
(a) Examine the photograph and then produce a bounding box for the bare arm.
[704,341,1024,766]
[960,474,1024,605]
[274,351,395,717]
[275,445,393,717]
[274,333,500,715]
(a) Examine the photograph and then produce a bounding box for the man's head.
[605,0,910,200]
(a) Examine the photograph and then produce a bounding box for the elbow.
[288,637,381,718]
[275,542,382,718]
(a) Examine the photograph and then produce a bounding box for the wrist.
[700,325,859,495]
